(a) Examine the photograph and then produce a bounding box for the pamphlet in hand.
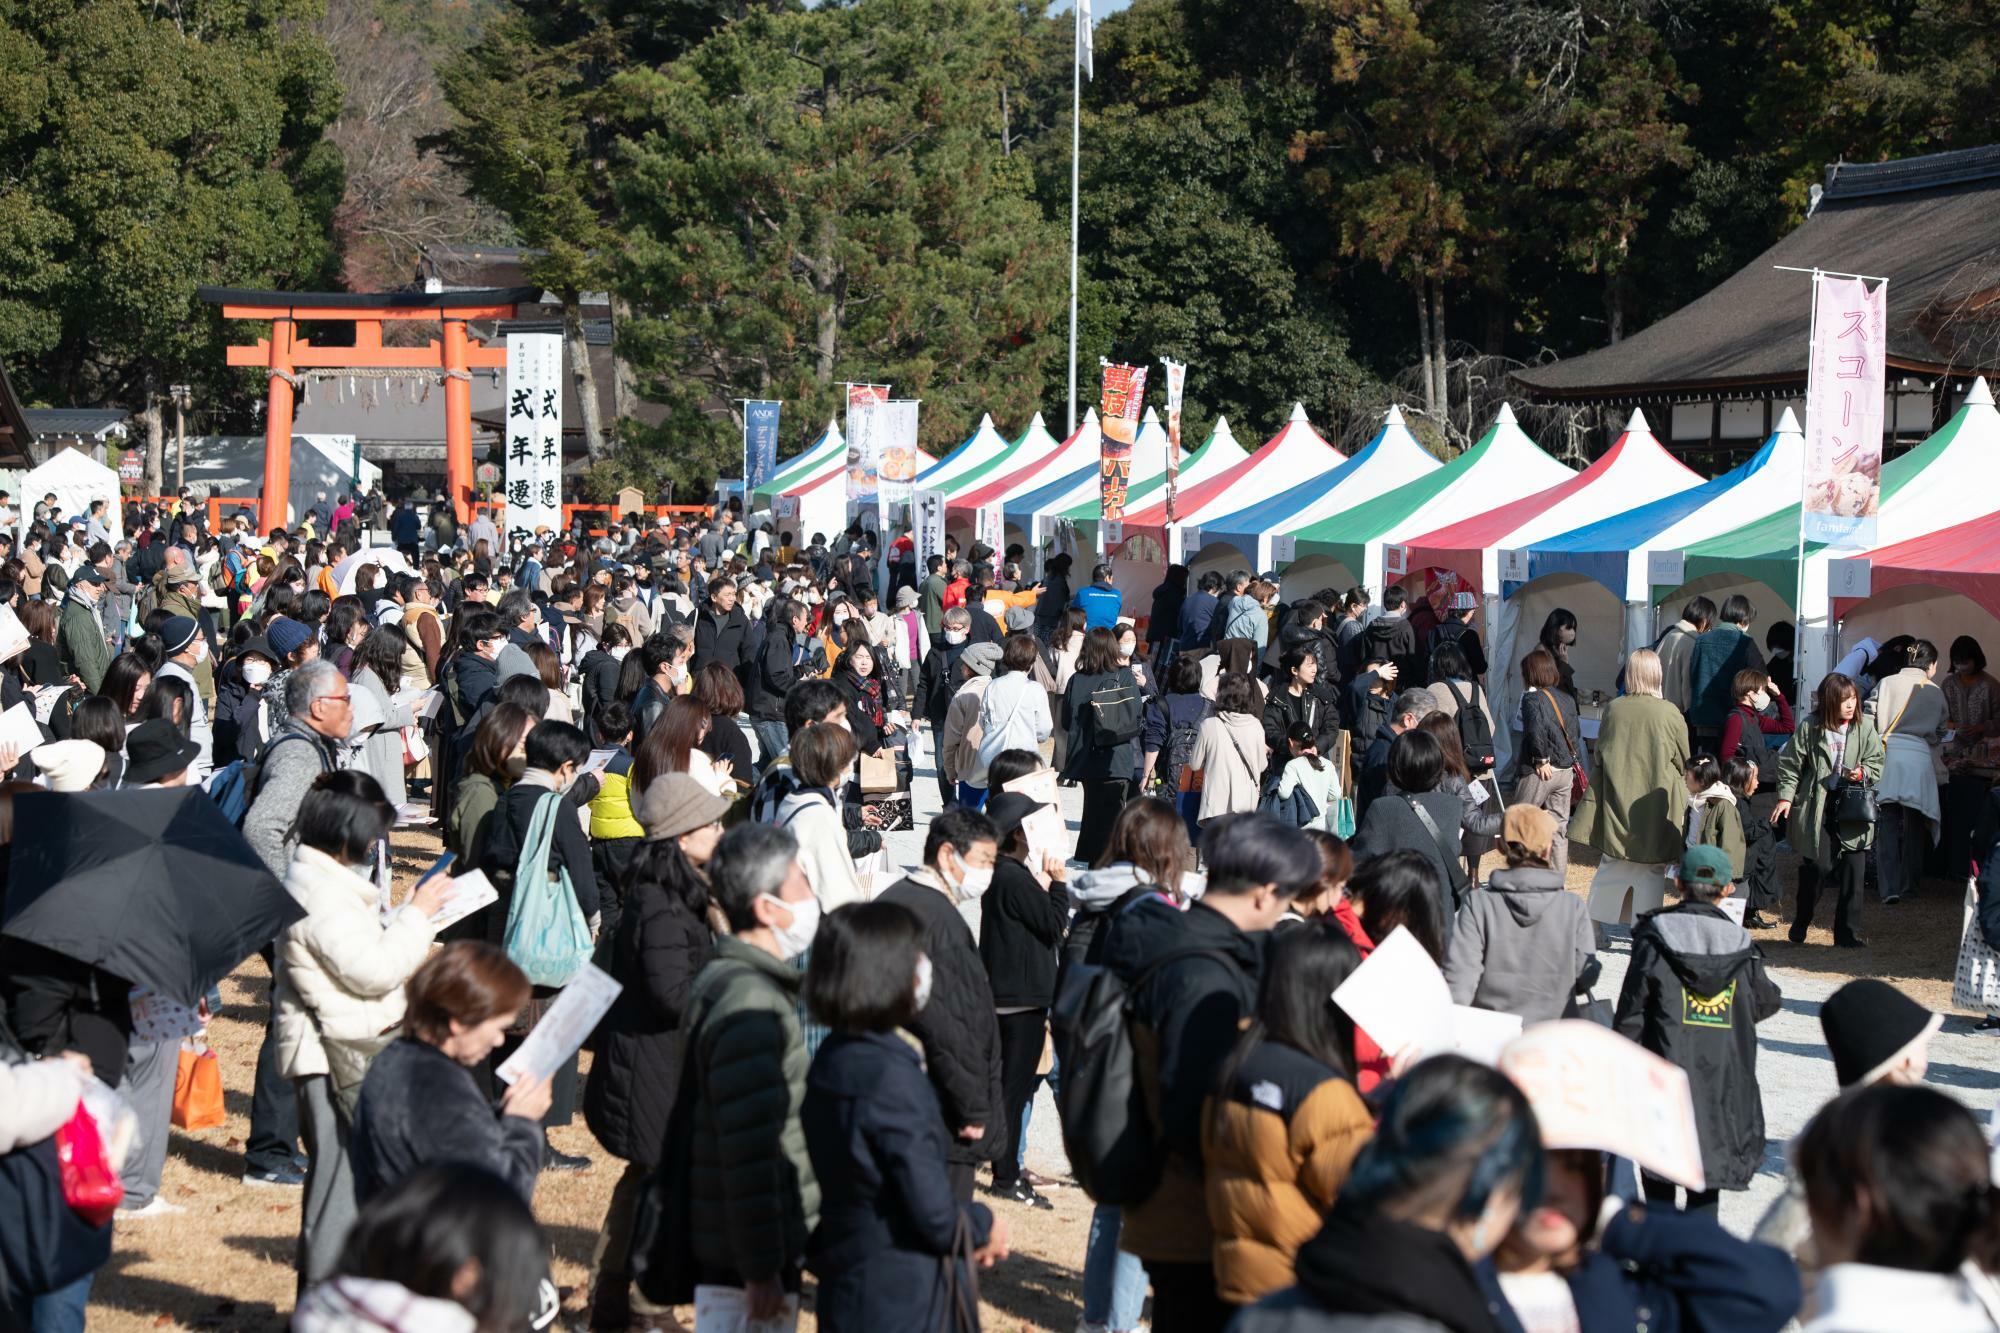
[0,701,41,756]
[1330,925,1522,1066]
[1499,1020,1707,1191]
[582,748,619,777]
[496,964,623,1085]
[0,605,29,664]
[1002,767,1069,879]
[424,869,498,933]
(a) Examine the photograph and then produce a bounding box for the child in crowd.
[1273,722,1342,831]
[1681,754,1744,895]
[1615,844,1781,1218]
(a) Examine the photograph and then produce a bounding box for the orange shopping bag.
[171,1039,225,1131]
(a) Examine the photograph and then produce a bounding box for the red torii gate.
[198,286,538,531]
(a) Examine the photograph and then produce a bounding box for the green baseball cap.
[1680,844,1734,888]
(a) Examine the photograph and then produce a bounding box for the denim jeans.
[956,782,986,811]
[32,1272,94,1333]
[750,719,788,773]
[1081,1205,1148,1330]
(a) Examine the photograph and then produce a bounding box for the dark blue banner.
[744,400,782,491]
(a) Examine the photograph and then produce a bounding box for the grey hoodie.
[1443,864,1597,1022]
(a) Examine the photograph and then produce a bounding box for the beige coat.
[941,676,991,786]
[275,845,438,1080]
[1189,712,1267,822]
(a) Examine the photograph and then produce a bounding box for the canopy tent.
[24,447,122,540]
[1197,405,1442,573]
[948,409,1103,519]
[921,412,1061,501]
[1828,512,2000,662]
[1404,410,1700,597]
[1426,411,1698,771]
[775,438,938,545]
[751,419,843,507]
[912,413,1013,496]
[1117,404,1344,554]
[1288,404,1573,593]
[1483,411,1807,768]
[1681,376,2000,699]
[1057,414,1251,541]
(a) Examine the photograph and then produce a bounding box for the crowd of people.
[0,487,1996,1333]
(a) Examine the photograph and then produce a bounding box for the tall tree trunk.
[562,292,606,461]
[609,293,637,430]
[1605,272,1626,344]
[813,216,842,384]
[1416,280,1436,418]
[141,380,164,496]
[1429,280,1449,440]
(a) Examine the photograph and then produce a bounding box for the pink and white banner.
[1802,275,1887,547]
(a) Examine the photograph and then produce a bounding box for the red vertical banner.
[1099,361,1147,522]
[1161,358,1186,524]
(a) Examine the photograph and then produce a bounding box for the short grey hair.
[286,659,343,718]
[709,822,800,932]
[1393,688,1437,725]
[942,607,971,631]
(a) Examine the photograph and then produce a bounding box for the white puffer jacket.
[275,844,438,1080]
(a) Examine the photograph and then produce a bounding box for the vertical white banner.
[976,502,1004,577]
[504,333,563,542]
[877,399,922,531]
[914,488,948,569]
[1802,274,1888,547]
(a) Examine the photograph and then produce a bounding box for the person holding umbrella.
[277,771,453,1289]
[111,718,209,1224]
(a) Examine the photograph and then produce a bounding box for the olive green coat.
[1694,797,1747,879]
[1569,695,1691,864]
[1777,716,1885,865]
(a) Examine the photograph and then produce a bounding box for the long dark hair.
[355,625,405,693]
[1348,850,1445,962]
[619,835,710,922]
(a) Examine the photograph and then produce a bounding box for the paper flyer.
[424,870,499,933]
[1331,926,1523,1066]
[0,701,42,755]
[1002,768,1069,879]
[496,964,623,1085]
[1499,1020,1707,1191]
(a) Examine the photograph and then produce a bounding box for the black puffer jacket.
[874,876,1003,1166]
[978,856,1069,1009]
[579,647,624,719]
[583,883,713,1167]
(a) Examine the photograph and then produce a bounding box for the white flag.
[1077,0,1094,79]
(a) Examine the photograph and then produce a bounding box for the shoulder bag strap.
[1883,686,1915,739]
[1541,688,1582,764]
[1405,794,1459,870]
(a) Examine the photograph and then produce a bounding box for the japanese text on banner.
[1161,358,1186,524]
[743,400,781,492]
[1099,362,1147,522]
[876,399,921,530]
[504,333,563,543]
[1802,274,1887,547]
[845,384,889,527]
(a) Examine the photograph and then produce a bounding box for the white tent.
[24,448,122,540]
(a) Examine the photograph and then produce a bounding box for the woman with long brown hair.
[632,694,731,798]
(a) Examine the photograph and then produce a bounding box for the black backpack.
[1439,679,1494,767]
[1051,944,1241,1206]
[1151,715,1202,799]
[1086,670,1144,750]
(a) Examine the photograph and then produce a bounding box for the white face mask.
[1117,639,1137,658]
[610,645,631,661]
[242,660,273,687]
[193,639,210,664]
[759,892,821,960]
[949,854,994,901]
[944,630,968,646]
[913,954,934,1012]
[1750,690,1771,712]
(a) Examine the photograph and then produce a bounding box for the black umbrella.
[3,788,305,1007]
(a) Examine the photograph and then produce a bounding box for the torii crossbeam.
[198,286,538,531]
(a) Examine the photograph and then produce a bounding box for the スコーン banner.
[1099,362,1147,522]
[1802,274,1887,547]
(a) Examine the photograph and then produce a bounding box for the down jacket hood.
[1645,902,1762,998]
[1070,862,1148,911]
[1479,865,1569,928]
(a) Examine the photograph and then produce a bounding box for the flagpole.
[1066,1,1082,436]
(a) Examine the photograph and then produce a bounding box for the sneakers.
[115,1197,185,1220]
[1742,912,1774,930]
[243,1164,306,1188]
[545,1147,593,1173]
[1021,1168,1064,1191]
[986,1179,1054,1210]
